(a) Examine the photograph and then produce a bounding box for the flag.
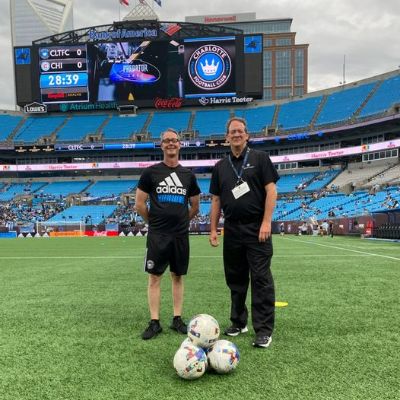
[119,0,129,6]
[160,23,181,36]
[154,0,161,6]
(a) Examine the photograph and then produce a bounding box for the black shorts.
[144,233,190,276]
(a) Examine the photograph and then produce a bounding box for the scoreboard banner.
[38,45,89,104]
[14,22,263,112]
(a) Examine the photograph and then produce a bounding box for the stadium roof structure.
[11,0,73,47]
[123,0,159,21]
[32,20,243,45]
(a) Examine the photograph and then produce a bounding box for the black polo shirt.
[209,147,279,222]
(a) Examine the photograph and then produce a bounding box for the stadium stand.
[14,115,67,143]
[234,105,275,133]
[328,160,398,190]
[147,111,191,138]
[277,96,322,131]
[315,82,376,126]
[0,114,24,141]
[102,114,149,140]
[197,178,211,194]
[38,181,91,198]
[192,109,231,136]
[56,115,108,142]
[47,205,117,224]
[85,179,138,198]
[358,75,400,118]
[0,182,46,201]
[277,172,319,193]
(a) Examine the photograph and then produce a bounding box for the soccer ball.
[207,339,240,374]
[180,337,193,348]
[173,343,207,380]
[187,314,220,349]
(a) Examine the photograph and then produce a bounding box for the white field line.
[0,254,374,260]
[284,237,400,262]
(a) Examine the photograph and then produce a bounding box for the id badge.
[232,181,250,199]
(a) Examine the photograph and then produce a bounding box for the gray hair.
[226,116,248,134]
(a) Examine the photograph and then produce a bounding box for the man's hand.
[258,221,272,242]
[209,231,219,247]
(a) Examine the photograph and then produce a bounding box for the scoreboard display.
[38,45,89,104]
[13,27,263,112]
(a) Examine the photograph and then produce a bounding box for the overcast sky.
[1,0,399,109]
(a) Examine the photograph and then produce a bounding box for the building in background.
[185,12,308,101]
[10,0,74,47]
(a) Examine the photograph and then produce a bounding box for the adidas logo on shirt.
[156,172,187,195]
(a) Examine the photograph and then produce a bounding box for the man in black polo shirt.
[209,117,279,348]
[136,128,200,340]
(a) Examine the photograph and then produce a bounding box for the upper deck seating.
[315,83,375,126]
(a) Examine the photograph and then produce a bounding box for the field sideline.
[0,235,398,400]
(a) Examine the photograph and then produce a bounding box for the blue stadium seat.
[277,96,322,131]
[234,105,275,133]
[39,181,90,197]
[47,205,117,224]
[0,182,45,201]
[86,180,138,198]
[14,116,66,143]
[192,110,231,136]
[102,114,148,140]
[56,115,108,142]
[148,111,191,138]
[0,115,24,141]
[358,76,400,118]
[315,83,375,126]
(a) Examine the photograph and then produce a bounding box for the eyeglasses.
[228,129,246,134]
[162,138,179,144]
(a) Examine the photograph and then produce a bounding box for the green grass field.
[0,235,399,400]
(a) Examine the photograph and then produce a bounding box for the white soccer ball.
[180,337,193,348]
[207,339,240,374]
[173,343,207,380]
[187,314,220,349]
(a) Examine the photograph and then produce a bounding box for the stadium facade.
[1,8,400,239]
[10,0,74,47]
[185,12,308,101]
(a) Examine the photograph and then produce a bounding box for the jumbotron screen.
[14,34,263,112]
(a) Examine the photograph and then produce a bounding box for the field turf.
[0,235,399,400]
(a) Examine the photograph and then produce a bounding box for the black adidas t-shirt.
[137,163,200,235]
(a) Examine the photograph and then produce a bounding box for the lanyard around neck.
[228,148,250,182]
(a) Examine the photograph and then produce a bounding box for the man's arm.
[259,182,277,242]
[209,195,221,247]
[188,194,200,220]
[135,188,149,223]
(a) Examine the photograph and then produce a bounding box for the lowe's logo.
[24,102,47,114]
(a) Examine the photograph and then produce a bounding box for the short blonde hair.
[160,128,180,141]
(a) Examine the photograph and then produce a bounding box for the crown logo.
[200,58,219,76]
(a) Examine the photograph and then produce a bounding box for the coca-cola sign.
[154,97,183,109]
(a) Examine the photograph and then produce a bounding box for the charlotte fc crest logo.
[188,44,231,90]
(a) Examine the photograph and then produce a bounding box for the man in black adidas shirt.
[136,128,200,340]
[209,117,279,349]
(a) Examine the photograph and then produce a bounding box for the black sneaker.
[170,316,187,334]
[142,320,162,340]
[252,335,272,348]
[224,325,248,337]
